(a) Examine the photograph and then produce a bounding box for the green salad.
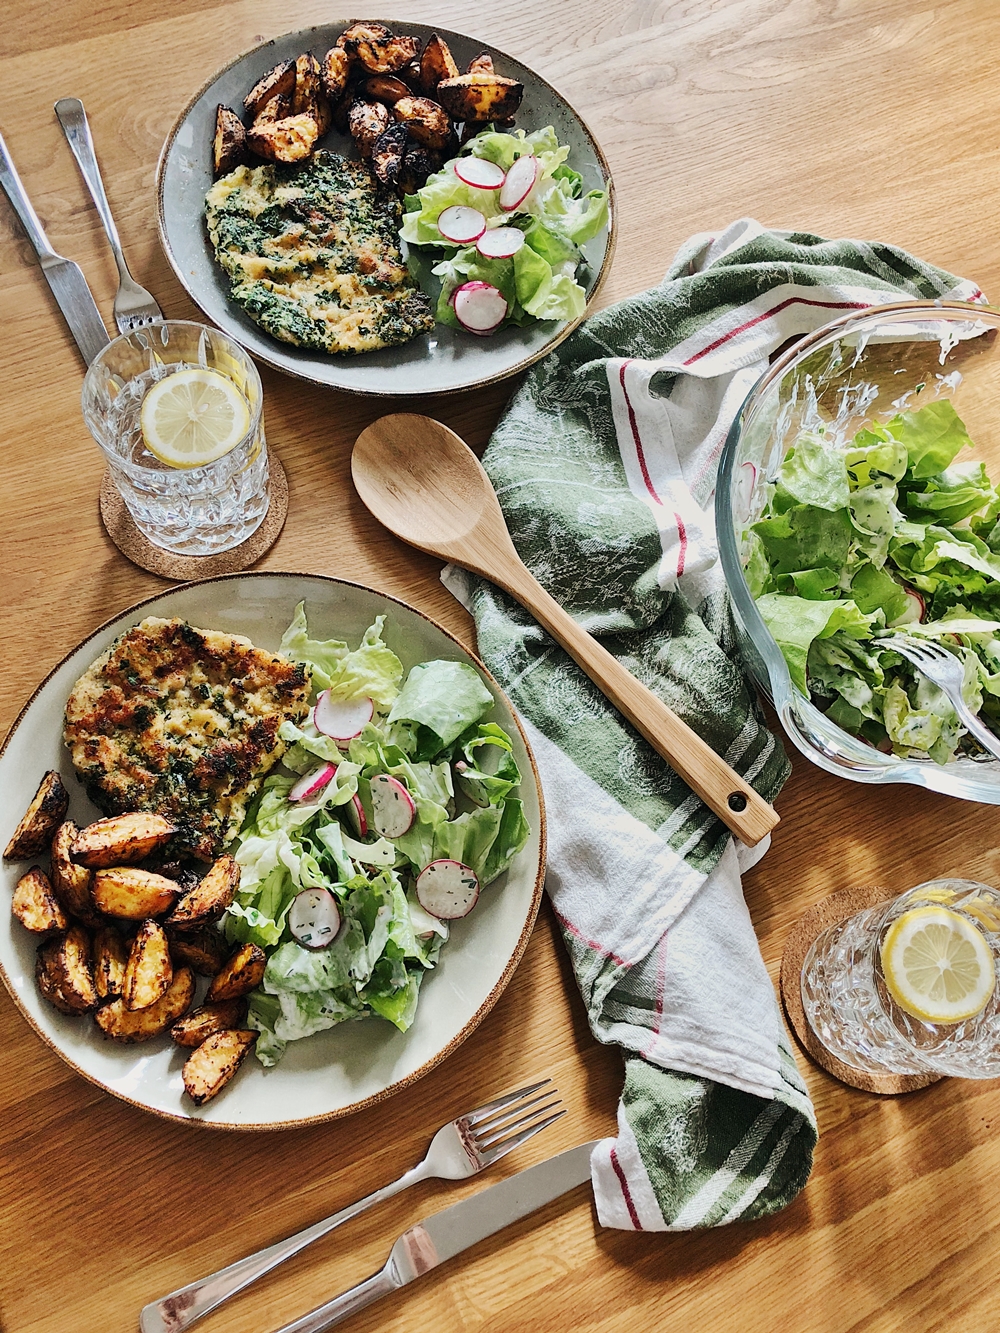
[746,399,1000,764]
[401,124,609,331]
[225,605,530,1065]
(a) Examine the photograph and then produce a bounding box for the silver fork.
[883,634,1000,760]
[139,1078,563,1333]
[54,97,163,332]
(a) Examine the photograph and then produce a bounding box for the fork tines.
[466,1078,565,1162]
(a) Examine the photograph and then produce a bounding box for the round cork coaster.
[780,883,943,1095]
[99,449,287,581]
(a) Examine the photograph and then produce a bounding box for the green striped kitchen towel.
[442,218,982,1229]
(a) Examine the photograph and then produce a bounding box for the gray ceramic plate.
[0,574,545,1129]
[156,20,616,396]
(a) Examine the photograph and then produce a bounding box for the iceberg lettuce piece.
[387,659,495,758]
[279,604,403,703]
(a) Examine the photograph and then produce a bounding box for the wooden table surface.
[3,1,1000,1330]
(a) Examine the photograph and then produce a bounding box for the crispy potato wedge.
[348,99,392,156]
[123,919,172,1010]
[292,53,331,134]
[371,123,409,186]
[165,854,240,931]
[51,925,98,1013]
[362,74,411,105]
[166,924,229,976]
[95,966,195,1043]
[390,96,454,152]
[92,866,179,919]
[321,46,353,102]
[418,33,460,95]
[243,59,296,117]
[183,1029,257,1105]
[436,72,523,123]
[36,938,86,1016]
[247,113,321,163]
[71,812,176,869]
[12,867,68,935]
[171,999,246,1048]
[4,770,69,861]
[397,143,442,195]
[50,821,101,925]
[402,58,423,90]
[341,23,419,75]
[253,91,293,127]
[92,924,128,1001]
[213,105,249,177]
[206,942,266,1002]
[467,53,495,75]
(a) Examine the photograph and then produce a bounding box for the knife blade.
[273,1140,598,1333]
[0,127,109,365]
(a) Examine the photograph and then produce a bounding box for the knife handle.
[271,1263,400,1333]
[0,129,58,261]
[54,98,129,279]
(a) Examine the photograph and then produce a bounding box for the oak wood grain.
[3,1,1000,1331]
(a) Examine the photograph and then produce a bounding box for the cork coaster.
[780,883,943,1095]
[99,448,287,581]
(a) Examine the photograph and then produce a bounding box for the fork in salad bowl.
[140,1077,564,1333]
[882,634,1000,762]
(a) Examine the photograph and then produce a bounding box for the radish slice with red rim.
[476,226,525,259]
[289,888,341,950]
[437,205,487,244]
[416,859,480,919]
[454,156,506,189]
[499,154,538,211]
[888,587,926,627]
[370,773,416,837]
[314,692,374,743]
[453,281,508,335]
[288,762,336,803]
[346,793,367,837]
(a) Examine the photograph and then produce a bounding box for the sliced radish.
[314,692,374,743]
[370,774,416,838]
[345,793,368,838]
[453,281,508,335]
[288,763,336,803]
[454,156,506,190]
[476,226,525,259]
[437,205,487,244]
[888,587,926,627]
[288,888,341,950]
[499,154,538,211]
[416,859,480,919]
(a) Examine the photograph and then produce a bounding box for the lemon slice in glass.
[140,368,250,468]
[881,905,996,1023]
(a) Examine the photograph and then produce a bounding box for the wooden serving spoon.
[351,414,778,847]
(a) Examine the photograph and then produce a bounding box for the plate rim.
[0,570,547,1131]
[154,18,618,397]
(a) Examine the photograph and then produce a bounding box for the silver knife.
[272,1140,598,1333]
[0,127,110,365]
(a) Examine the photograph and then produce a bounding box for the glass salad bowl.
[716,300,1000,803]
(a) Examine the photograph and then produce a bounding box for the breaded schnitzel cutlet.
[63,617,311,859]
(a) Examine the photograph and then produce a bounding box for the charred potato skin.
[51,925,98,1013]
[164,854,240,931]
[171,999,246,1048]
[348,99,392,157]
[70,812,176,869]
[36,940,85,1016]
[247,113,321,164]
[418,33,460,95]
[182,1029,257,1105]
[122,919,173,1011]
[243,59,296,117]
[292,53,332,134]
[436,72,524,124]
[361,74,411,106]
[92,866,179,920]
[206,943,267,1002]
[4,770,69,861]
[92,924,128,1001]
[390,96,454,152]
[12,867,69,935]
[213,105,249,178]
[166,924,228,976]
[371,123,409,186]
[50,821,101,926]
[340,24,419,75]
[397,143,442,196]
[95,966,195,1043]
[321,46,353,103]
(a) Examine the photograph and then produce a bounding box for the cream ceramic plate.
[156,19,615,396]
[0,573,545,1130]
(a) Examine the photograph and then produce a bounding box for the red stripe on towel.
[682,297,870,366]
[610,1146,642,1230]
[551,904,631,969]
[619,360,662,505]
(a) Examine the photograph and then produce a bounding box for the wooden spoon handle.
[499,564,778,846]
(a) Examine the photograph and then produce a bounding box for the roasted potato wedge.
[397,143,442,195]
[123,920,173,1010]
[165,854,240,931]
[390,96,454,152]
[95,966,195,1043]
[371,123,409,186]
[253,91,293,126]
[206,942,266,1002]
[4,770,69,861]
[92,924,128,1001]
[166,924,229,976]
[247,113,321,163]
[50,821,101,925]
[243,59,296,117]
[213,105,249,178]
[292,53,331,134]
[418,33,460,95]
[402,58,423,90]
[171,999,246,1048]
[36,939,86,1016]
[92,866,179,919]
[70,812,176,869]
[183,1029,257,1105]
[362,74,411,105]
[12,867,68,935]
[436,72,523,124]
[341,23,419,75]
[348,99,392,156]
[321,46,353,102]
[50,925,98,1013]
[467,53,495,75]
